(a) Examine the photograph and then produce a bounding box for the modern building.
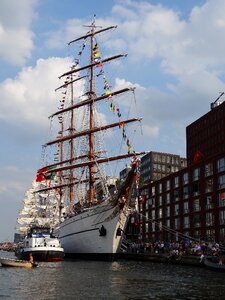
[140,151,187,183]
[139,100,225,243]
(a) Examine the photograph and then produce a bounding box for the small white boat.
[0,257,37,268]
[15,226,64,262]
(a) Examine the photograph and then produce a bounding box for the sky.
[1,0,225,241]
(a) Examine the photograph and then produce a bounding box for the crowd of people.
[127,239,223,259]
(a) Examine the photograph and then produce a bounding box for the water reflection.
[0,252,225,299]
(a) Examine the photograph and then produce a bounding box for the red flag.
[193,150,203,164]
[36,173,46,182]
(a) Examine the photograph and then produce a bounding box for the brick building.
[139,100,225,243]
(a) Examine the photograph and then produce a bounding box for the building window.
[174,218,180,230]
[166,192,170,204]
[174,189,179,202]
[205,163,213,177]
[217,157,225,172]
[218,192,225,207]
[206,229,215,241]
[146,223,149,233]
[151,186,155,196]
[166,180,170,191]
[159,183,162,193]
[166,219,170,228]
[183,201,189,213]
[174,204,179,216]
[149,197,155,207]
[193,214,201,228]
[158,195,163,206]
[206,212,214,226]
[183,186,189,199]
[166,206,170,217]
[219,228,225,240]
[193,168,200,181]
[174,176,179,188]
[183,216,190,228]
[206,195,214,209]
[183,172,189,185]
[152,222,156,232]
[205,178,213,193]
[151,210,155,221]
[219,210,225,225]
[193,199,200,212]
[192,181,200,196]
[158,208,163,219]
[145,211,149,221]
[218,175,225,189]
[193,230,200,239]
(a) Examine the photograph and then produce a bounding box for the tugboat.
[15,226,64,262]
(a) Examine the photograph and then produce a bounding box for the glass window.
[218,175,225,189]
[151,186,155,196]
[193,230,200,238]
[183,216,190,228]
[183,201,189,213]
[152,222,155,232]
[206,229,215,240]
[149,197,155,207]
[159,183,162,193]
[219,228,225,240]
[146,223,149,232]
[206,195,214,209]
[158,208,163,219]
[217,157,225,172]
[183,186,189,199]
[158,195,163,206]
[205,163,213,177]
[174,218,180,230]
[174,189,179,202]
[205,178,213,193]
[193,199,200,212]
[193,181,200,196]
[166,192,170,204]
[166,180,170,190]
[166,206,170,217]
[166,219,170,228]
[174,176,179,188]
[151,210,155,219]
[174,204,179,216]
[193,168,200,181]
[206,212,214,226]
[193,214,201,228]
[218,192,225,207]
[183,172,189,185]
[219,210,225,225]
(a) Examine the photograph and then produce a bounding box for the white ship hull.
[55,201,130,260]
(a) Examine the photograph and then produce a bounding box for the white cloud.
[0,0,38,65]
[0,57,72,132]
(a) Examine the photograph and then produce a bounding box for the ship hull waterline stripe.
[59,227,99,239]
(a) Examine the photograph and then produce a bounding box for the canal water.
[0,251,224,299]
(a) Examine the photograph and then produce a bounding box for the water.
[0,251,225,300]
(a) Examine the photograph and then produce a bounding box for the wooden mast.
[69,69,75,212]
[36,20,144,207]
[89,20,95,204]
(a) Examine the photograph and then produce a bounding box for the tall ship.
[34,18,145,260]
[15,180,64,261]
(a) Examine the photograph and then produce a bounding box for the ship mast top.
[35,18,144,207]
